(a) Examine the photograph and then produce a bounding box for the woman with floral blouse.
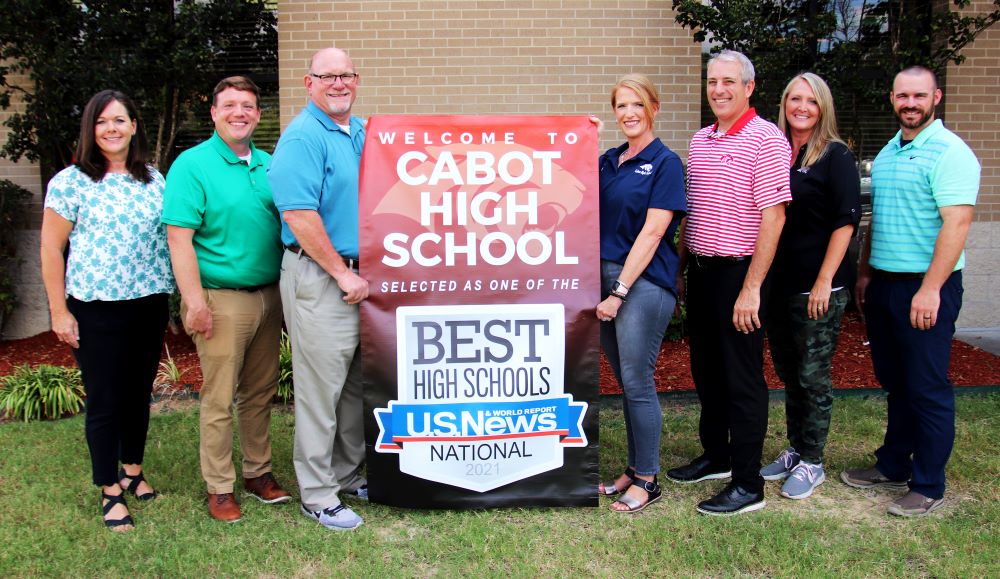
[41,90,175,532]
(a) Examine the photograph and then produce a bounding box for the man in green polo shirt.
[163,76,291,523]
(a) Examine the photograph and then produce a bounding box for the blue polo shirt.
[870,119,979,272]
[598,138,687,293]
[268,101,366,258]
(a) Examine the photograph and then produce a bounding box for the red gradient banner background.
[359,115,601,508]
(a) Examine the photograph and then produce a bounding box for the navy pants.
[864,271,962,499]
[687,259,770,493]
[68,294,169,487]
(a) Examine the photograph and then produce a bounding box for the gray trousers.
[280,249,367,510]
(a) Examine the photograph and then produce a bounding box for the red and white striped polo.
[684,108,791,257]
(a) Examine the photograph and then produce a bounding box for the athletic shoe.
[301,503,363,531]
[780,461,825,499]
[760,447,800,481]
[840,467,908,490]
[887,491,945,517]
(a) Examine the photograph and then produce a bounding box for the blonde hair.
[610,74,660,124]
[778,72,845,168]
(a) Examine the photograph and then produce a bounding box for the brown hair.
[75,90,153,183]
[212,75,260,107]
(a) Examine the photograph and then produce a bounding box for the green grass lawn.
[1,395,997,577]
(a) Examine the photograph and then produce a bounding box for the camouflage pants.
[766,289,848,464]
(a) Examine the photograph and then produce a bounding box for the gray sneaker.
[345,484,369,501]
[301,503,363,531]
[887,491,945,517]
[760,448,800,481]
[840,467,908,490]
[780,461,825,499]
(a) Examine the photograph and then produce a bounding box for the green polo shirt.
[162,132,282,288]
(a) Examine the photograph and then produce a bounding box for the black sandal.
[610,476,661,513]
[101,491,134,531]
[598,466,636,496]
[119,467,157,501]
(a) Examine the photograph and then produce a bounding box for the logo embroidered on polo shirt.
[635,163,653,176]
[719,154,734,166]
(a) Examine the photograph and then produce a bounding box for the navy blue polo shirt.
[599,138,687,294]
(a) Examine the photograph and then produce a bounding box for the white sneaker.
[780,461,825,500]
[301,503,363,530]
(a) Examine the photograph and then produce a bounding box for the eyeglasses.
[309,72,358,85]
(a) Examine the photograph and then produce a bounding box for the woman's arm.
[40,208,78,348]
[596,208,673,321]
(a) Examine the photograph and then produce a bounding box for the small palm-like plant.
[276,330,293,403]
[0,365,85,422]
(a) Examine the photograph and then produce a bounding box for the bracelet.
[609,291,627,301]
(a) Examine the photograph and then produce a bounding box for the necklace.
[618,148,636,165]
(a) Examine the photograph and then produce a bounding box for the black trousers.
[687,260,770,493]
[68,293,168,487]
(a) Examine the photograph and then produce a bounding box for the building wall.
[0,69,47,339]
[945,0,1000,327]
[276,0,702,157]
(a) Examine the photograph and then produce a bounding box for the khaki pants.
[280,250,366,511]
[184,284,282,494]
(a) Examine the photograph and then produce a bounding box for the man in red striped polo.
[665,50,791,516]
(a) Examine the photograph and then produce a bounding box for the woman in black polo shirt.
[594,74,687,513]
[761,73,861,500]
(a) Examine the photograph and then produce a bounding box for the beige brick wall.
[945,1,1000,326]
[277,0,702,158]
[945,0,999,223]
[0,68,47,338]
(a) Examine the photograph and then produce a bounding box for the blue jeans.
[600,260,675,476]
[865,271,963,500]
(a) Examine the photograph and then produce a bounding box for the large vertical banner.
[359,116,599,508]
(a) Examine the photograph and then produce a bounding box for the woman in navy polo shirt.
[595,74,687,513]
[760,73,860,500]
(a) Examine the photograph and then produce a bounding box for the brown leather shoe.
[243,472,292,504]
[207,492,242,522]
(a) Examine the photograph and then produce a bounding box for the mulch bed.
[2,312,998,394]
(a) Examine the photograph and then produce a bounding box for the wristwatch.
[611,280,630,297]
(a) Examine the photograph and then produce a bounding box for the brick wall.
[277,0,702,158]
[0,70,47,338]
[945,0,1000,327]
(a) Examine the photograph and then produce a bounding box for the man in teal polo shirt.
[163,76,291,523]
[846,65,979,517]
[268,47,367,531]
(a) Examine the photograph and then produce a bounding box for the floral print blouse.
[45,165,175,301]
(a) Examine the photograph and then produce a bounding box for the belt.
[872,268,924,281]
[285,245,360,270]
[690,254,749,269]
[220,283,272,293]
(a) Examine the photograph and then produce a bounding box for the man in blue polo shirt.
[164,76,291,523]
[268,47,367,531]
[845,65,979,517]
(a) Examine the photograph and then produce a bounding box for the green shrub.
[276,330,293,403]
[0,365,85,422]
[0,179,32,322]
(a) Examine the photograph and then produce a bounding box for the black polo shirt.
[772,141,861,295]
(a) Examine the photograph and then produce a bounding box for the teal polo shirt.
[162,132,282,288]
[268,101,365,259]
[870,119,979,273]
